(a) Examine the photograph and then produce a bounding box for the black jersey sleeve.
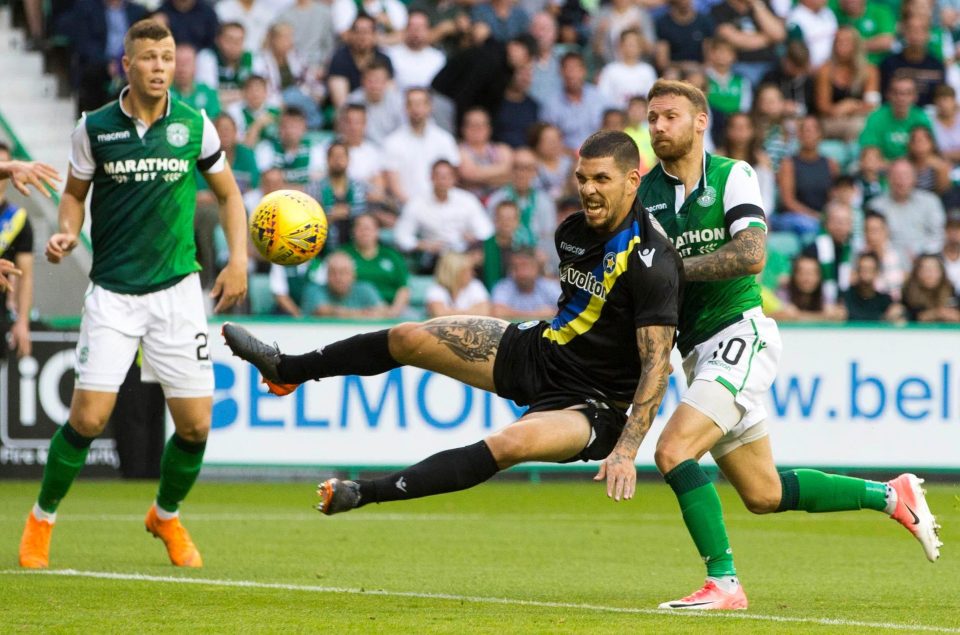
[628,241,683,328]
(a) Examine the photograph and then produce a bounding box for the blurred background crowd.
[9,0,960,324]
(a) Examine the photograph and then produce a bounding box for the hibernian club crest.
[166,123,189,148]
[696,185,717,207]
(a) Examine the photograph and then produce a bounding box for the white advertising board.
[205,322,960,470]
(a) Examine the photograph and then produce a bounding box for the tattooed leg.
[388,317,511,392]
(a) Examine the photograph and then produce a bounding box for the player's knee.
[653,439,688,475]
[176,421,210,444]
[484,430,527,469]
[68,413,109,438]
[387,322,423,362]
[741,490,780,515]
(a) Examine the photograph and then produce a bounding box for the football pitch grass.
[1,478,958,633]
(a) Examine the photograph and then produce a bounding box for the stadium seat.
[407,274,434,311]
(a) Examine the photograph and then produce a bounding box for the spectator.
[786,0,837,69]
[705,37,752,142]
[830,175,865,247]
[858,76,932,160]
[254,106,326,186]
[471,0,530,43]
[70,0,147,115]
[394,160,493,272]
[493,61,540,148]
[601,108,626,132]
[717,112,776,210]
[387,10,447,92]
[542,52,606,152]
[834,0,896,65]
[802,201,855,305]
[425,251,492,317]
[481,200,522,289]
[843,251,903,323]
[303,252,387,318]
[383,88,460,205]
[592,0,655,64]
[171,44,221,117]
[932,84,960,163]
[654,0,714,71]
[861,211,907,301]
[341,214,411,317]
[486,147,557,273]
[278,0,335,73]
[623,96,657,175]
[596,29,658,109]
[336,104,387,198]
[346,60,404,145]
[159,0,219,53]
[868,159,946,263]
[776,254,847,321]
[813,26,880,141]
[0,143,34,358]
[332,0,408,39]
[710,0,786,86]
[776,115,838,237]
[529,12,562,105]
[944,210,960,289]
[310,141,368,252]
[328,15,395,109]
[854,145,886,210]
[843,252,904,322]
[195,22,253,106]
[901,253,960,322]
[751,83,797,172]
[210,113,259,195]
[226,75,279,148]
[215,0,273,52]
[458,108,514,202]
[529,122,574,200]
[491,248,561,320]
[879,16,945,107]
[760,39,815,117]
[906,126,952,196]
[254,21,323,128]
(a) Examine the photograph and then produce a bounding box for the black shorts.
[493,322,628,463]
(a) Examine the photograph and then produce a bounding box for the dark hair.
[788,254,824,312]
[560,51,585,67]
[344,103,367,115]
[0,141,11,158]
[619,27,643,44]
[509,33,537,59]
[526,121,557,149]
[857,251,880,267]
[785,38,810,67]
[327,140,348,157]
[933,84,956,100]
[903,253,955,312]
[494,199,520,215]
[218,21,245,36]
[832,175,856,189]
[282,105,306,119]
[124,19,172,54]
[243,74,268,88]
[864,211,888,226]
[352,13,375,30]
[405,86,431,101]
[364,58,392,75]
[579,130,640,174]
[432,158,455,173]
[213,113,236,129]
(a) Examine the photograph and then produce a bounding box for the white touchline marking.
[2,569,958,634]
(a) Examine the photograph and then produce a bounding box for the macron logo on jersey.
[560,241,586,255]
[638,248,655,267]
[96,130,131,143]
[646,203,668,212]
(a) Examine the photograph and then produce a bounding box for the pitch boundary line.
[2,569,958,633]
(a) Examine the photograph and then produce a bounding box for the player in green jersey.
[19,20,248,570]
[637,79,941,610]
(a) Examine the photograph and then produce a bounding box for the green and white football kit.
[69,88,225,397]
[638,153,780,456]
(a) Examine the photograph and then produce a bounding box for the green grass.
[1,479,958,633]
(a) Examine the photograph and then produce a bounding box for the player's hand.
[210,261,248,313]
[1,160,61,197]
[9,320,31,358]
[45,233,78,263]
[0,258,21,292]
[594,449,637,502]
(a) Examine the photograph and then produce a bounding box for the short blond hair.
[434,252,473,294]
[647,79,709,114]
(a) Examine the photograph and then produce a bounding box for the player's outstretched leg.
[315,441,501,515]
[886,474,942,562]
[19,422,95,568]
[222,322,401,395]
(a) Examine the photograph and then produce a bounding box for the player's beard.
[652,126,695,162]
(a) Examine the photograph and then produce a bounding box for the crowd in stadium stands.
[23,0,960,323]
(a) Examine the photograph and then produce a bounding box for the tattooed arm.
[594,323,675,501]
[682,226,766,282]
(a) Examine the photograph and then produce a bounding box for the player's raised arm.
[595,323,675,501]
[0,159,62,197]
[44,172,90,264]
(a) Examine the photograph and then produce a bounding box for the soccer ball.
[249,189,328,266]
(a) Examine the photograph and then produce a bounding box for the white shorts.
[75,272,214,398]
[680,307,782,457]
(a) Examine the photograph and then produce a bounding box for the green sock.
[156,434,207,513]
[665,459,736,578]
[37,423,94,513]
[777,469,888,513]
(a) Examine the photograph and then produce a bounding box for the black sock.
[277,329,400,383]
[356,441,500,506]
